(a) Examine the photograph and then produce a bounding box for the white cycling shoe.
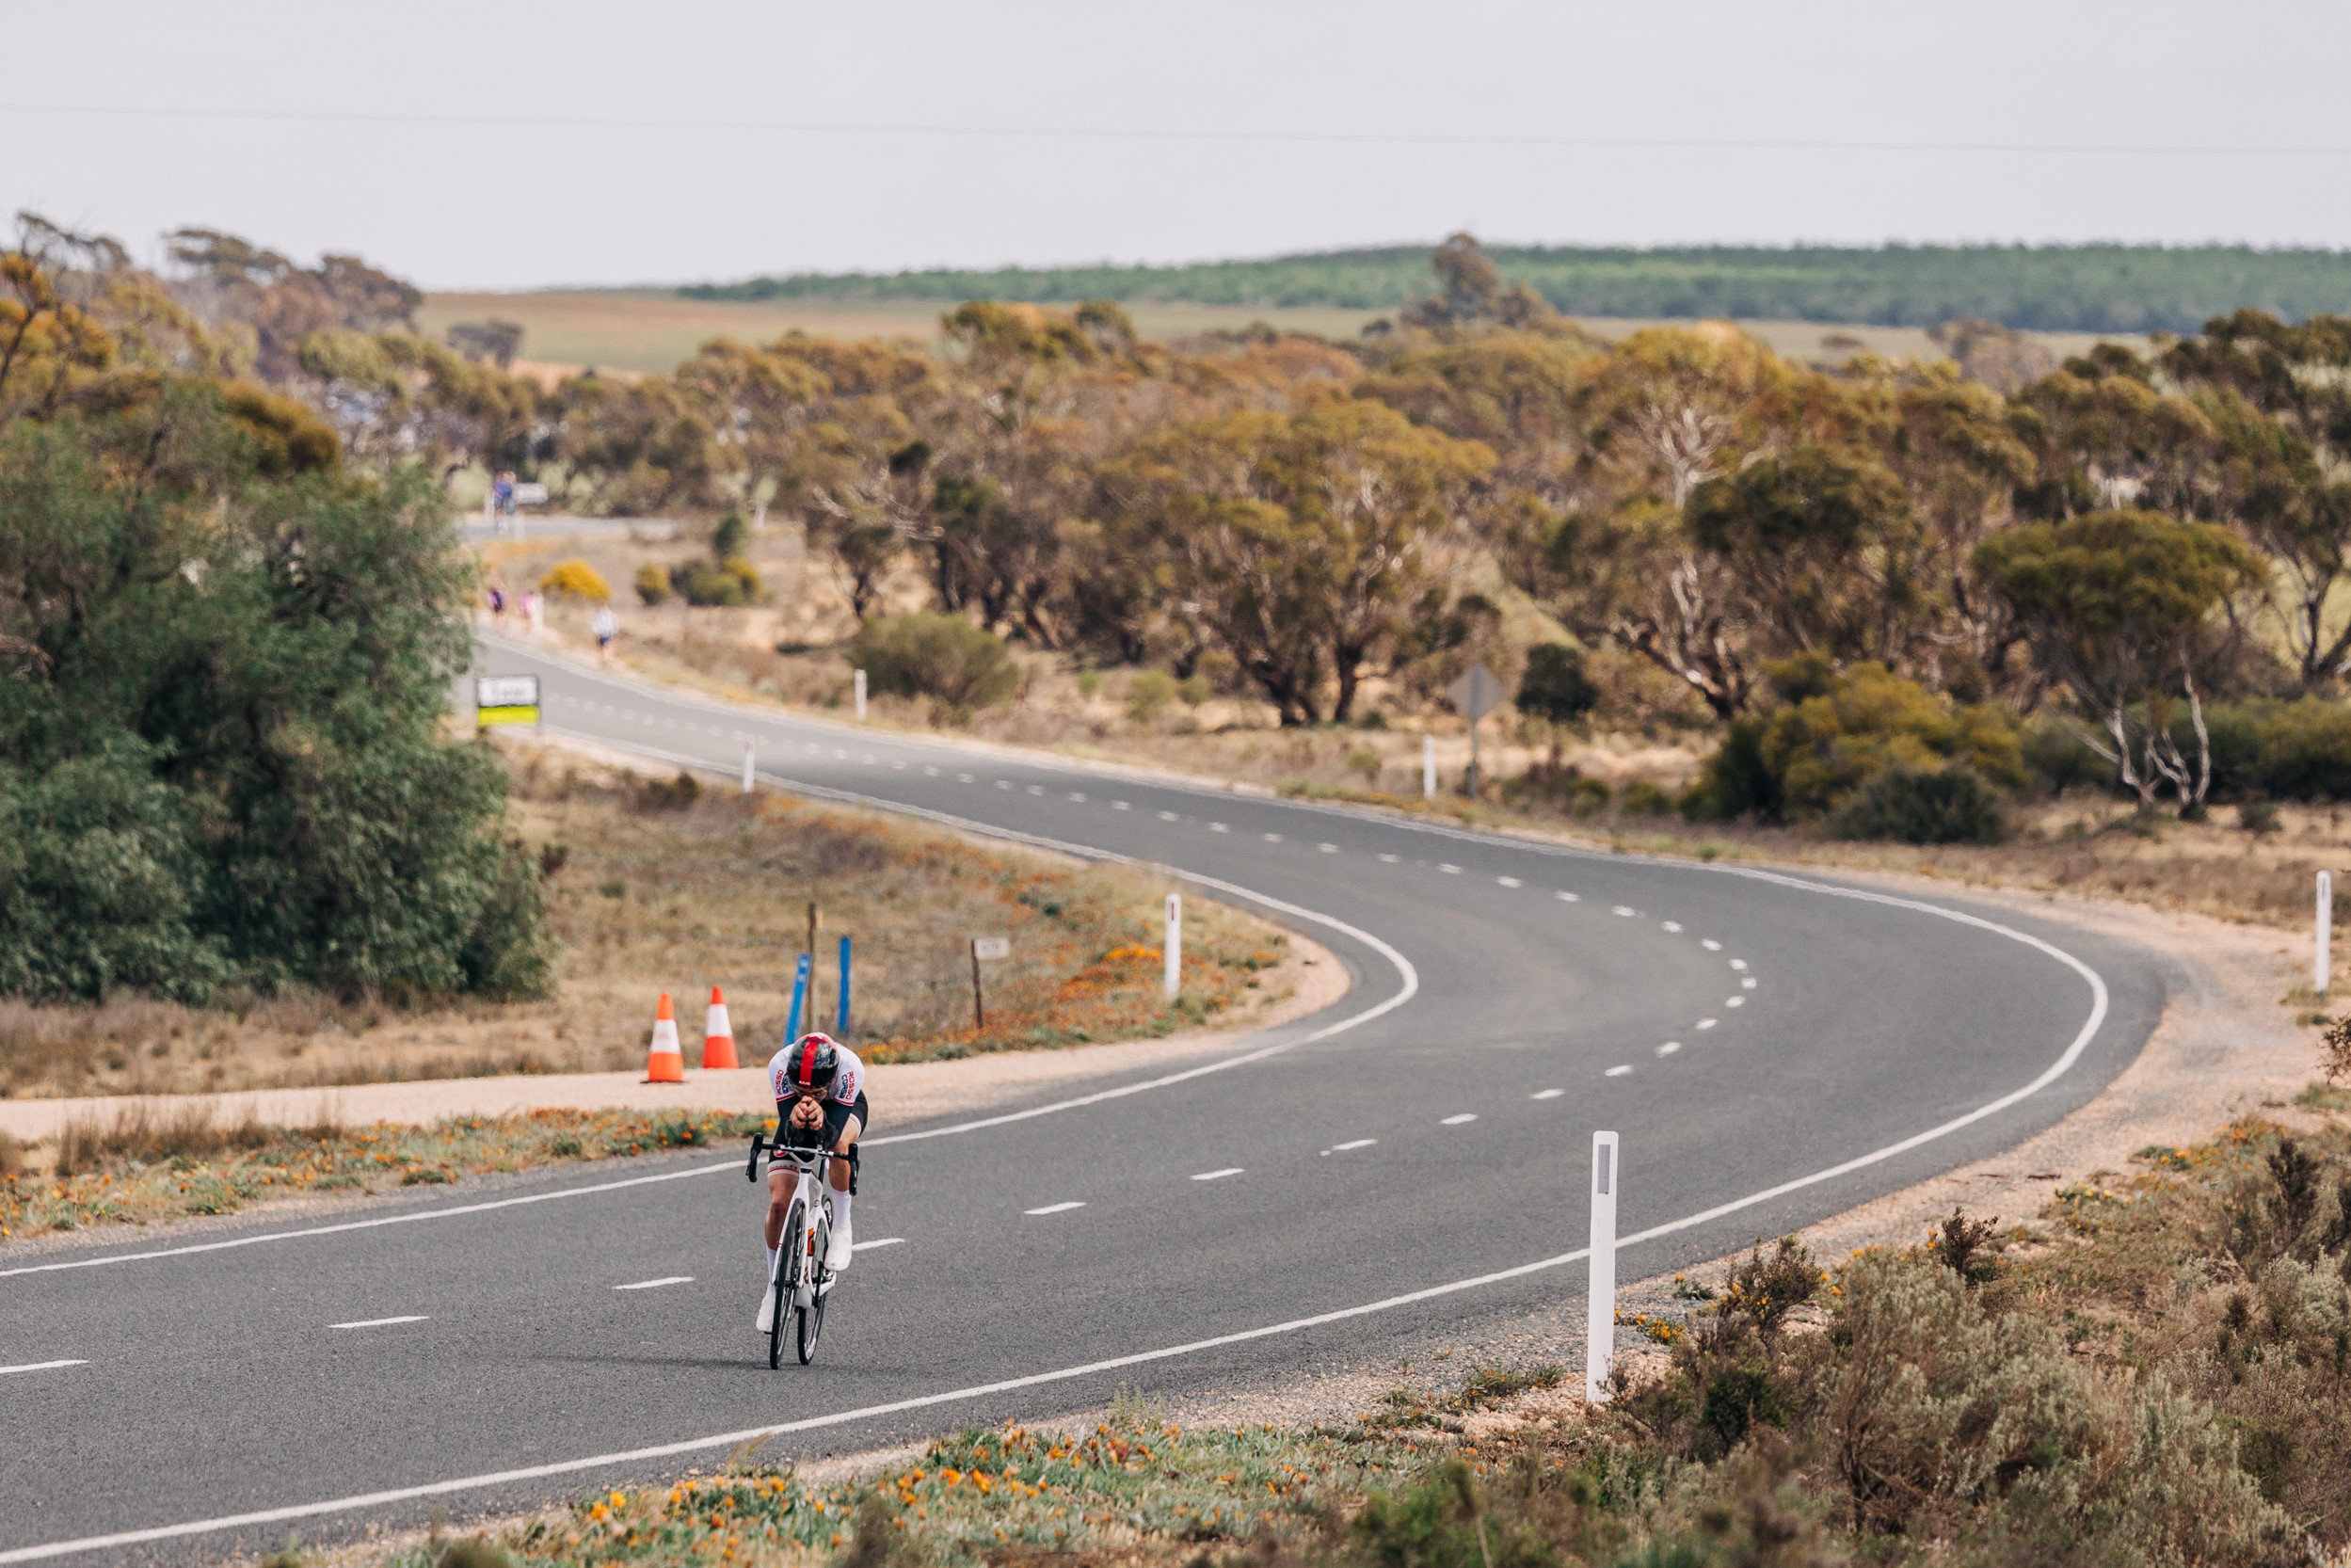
[825,1222,853,1273]
[756,1284,776,1332]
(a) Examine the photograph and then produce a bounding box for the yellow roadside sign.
[475,674,541,727]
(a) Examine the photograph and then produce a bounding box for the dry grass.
[0,751,1287,1101]
[0,1105,767,1240]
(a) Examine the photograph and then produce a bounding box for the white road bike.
[745,1130,839,1367]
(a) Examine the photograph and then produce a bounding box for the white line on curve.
[0,1360,86,1378]
[1319,843,1337,854]
[1439,863,1461,873]
[1556,890,1578,902]
[1191,1168,1244,1181]
[1726,997,1745,1008]
[852,1239,904,1253]
[1702,939,1722,951]
[1529,1090,1564,1100]
[1729,959,1748,969]
[613,1277,693,1291]
[1605,1064,1633,1077]
[1496,876,1521,888]
[1656,1041,1682,1056]
[1696,1018,1719,1030]
[328,1316,427,1330]
[1025,1202,1086,1215]
[1113,801,1129,809]
[1743,978,1757,988]
[1661,921,1682,932]
[1210,823,1228,832]
[1440,1113,1478,1126]
[1612,905,1637,917]
[1330,1139,1376,1151]
[1378,853,1399,862]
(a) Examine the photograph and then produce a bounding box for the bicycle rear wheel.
[796,1210,829,1364]
[769,1200,802,1369]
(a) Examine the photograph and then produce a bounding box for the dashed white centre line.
[1604,1064,1633,1078]
[957,773,974,782]
[1726,997,1745,1008]
[1068,792,1085,802]
[329,1315,428,1330]
[1529,1089,1565,1100]
[1158,810,1179,822]
[1696,1017,1719,1031]
[1612,905,1637,917]
[0,1359,87,1377]
[859,754,875,764]
[614,1276,694,1291]
[1191,1168,1244,1182]
[1656,1041,1682,1056]
[1027,785,1044,795]
[1702,939,1722,952]
[852,1238,905,1253]
[1661,920,1682,932]
[923,765,939,776]
[1378,853,1400,863]
[1209,823,1229,833]
[1729,958,1748,969]
[1112,800,1130,810]
[1440,1112,1478,1126]
[1318,843,1337,854]
[1025,1201,1085,1216]
[1327,1139,1377,1152]
[1262,833,1282,842]
[1556,890,1579,902]
[1496,876,1521,888]
[1742,978,1758,989]
[1439,863,1462,874]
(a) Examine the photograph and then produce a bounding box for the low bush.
[1618,779,1672,816]
[536,559,610,602]
[632,562,672,606]
[1126,668,1177,725]
[849,614,1020,719]
[671,556,763,607]
[1833,763,2009,844]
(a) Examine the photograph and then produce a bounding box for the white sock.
[764,1246,778,1284]
[831,1192,853,1233]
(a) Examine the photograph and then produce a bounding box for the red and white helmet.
[784,1032,840,1095]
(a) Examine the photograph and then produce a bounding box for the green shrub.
[1685,714,1776,820]
[1516,643,1597,725]
[633,562,672,606]
[711,510,751,561]
[1570,777,1611,818]
[1834,764,2009,844]
[848,614,1020,719]
[1620,779,1672,815]
[1125,668,1176,725]
[2021,714,2107,793]
[2247,697,2351,800]
[672,556,763,607]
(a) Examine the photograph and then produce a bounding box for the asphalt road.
[0,637,2170,1563]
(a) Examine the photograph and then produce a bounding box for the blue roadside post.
[785,952,811,1040]
[836,936,853,1038]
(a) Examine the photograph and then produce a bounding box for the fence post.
[1164,893,1183,1000]
[1586,1130,1620,1403]
[1422,735,1437,802]
[742,737,755,794]
[2320,871,2333,997]
[854,668,868,721]
[785,952,811,1041]
[969,939,986,1029]
[837,935,853,1037]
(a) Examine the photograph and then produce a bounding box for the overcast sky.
[7,0,2348,291]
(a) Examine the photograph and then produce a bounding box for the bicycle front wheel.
[796,1212,829,1364]
[769,1200,803,1369]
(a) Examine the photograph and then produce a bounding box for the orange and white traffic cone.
[644,992,686,1083]
[701,985,739,1069]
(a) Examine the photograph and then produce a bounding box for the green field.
[682,242,2351,333]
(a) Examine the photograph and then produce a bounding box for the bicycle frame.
[750,1135,835,1307]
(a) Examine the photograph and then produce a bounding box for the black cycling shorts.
[779,1091,869,1153]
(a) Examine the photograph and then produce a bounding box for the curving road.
[0,637,2168,1563]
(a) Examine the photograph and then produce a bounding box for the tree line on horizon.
[15,216,2351,902]
[682,239,2351,335]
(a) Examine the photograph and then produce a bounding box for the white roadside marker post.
[1586,1130,1620,1404]
[2320,870,2333,996]
[854,668,868,721]
[1422,735,1437,801]
[1164,893,1182,1000]
[741,738,755,794]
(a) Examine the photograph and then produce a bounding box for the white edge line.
[327,1316,427,1330]
[0,1360,87,1377]
[0,799,2113,1567]
[612,1276,694,1291]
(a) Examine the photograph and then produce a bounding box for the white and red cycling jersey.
[766,1040,866,1107]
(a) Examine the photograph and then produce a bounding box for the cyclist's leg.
[822,1095,866,1268]
[758,1161,792,1328]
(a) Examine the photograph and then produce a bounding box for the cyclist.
[760,1032,865,1325]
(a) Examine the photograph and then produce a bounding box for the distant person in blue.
[491,472,516,534]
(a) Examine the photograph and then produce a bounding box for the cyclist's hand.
[789,1096,824,1131]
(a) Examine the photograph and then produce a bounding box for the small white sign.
[970,936,1010,961]
[475,675,540,708]
[511,482,550,506]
